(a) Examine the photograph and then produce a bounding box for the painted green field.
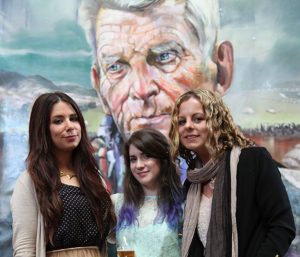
[83,107,105,134]
[224,88,300,129]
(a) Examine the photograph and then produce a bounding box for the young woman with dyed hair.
[110,128,183,257]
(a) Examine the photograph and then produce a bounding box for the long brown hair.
[169,89,254,166]
[26,92,116,243]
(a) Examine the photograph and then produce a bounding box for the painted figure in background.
[169,89,295,257]
[78,2,300,252]
[110,128,183,257]
[79,0,233,189]
[11,92,116,257]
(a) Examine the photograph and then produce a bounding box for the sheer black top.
[46,184,108,251]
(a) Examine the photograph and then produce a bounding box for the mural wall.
[0,0,299,256]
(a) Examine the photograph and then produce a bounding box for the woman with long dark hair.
[110,128,183,257]
[11,92,116,257]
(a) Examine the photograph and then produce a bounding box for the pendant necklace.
[209,177,216,190]
[60,170,76,180]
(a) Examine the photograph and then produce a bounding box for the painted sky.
[1,0,300,90]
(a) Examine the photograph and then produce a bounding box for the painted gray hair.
[78,0,220,64]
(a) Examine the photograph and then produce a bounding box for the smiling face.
[94,2,218,138]
[129,144,161,194]
[178,97,209,160]
[49,101,82,155]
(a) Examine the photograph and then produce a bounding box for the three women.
[11,89,295,257]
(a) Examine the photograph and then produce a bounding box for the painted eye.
[156,51,176,64]
[107,63,123,73]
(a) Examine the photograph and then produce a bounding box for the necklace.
[209,177,216,190]
[60,170,76,180]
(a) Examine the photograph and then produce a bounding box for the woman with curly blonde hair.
[169,89,295,257]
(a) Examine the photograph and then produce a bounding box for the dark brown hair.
[26,91,116,243]
[119,128,183,229]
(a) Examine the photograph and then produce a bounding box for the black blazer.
[184,147,295,257]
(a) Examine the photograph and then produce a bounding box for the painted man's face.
[95,3,219,138]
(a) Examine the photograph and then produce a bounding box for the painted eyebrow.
[147,40,184,62]
[99,41,185,66]
[150,40,184,54]
[100,54,124,65]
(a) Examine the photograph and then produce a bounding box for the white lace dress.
[111,193,181,257]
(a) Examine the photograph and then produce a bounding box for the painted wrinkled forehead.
[93,0,219,66]
[94,2,201,53]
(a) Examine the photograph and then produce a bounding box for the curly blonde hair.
[169,89,254,165]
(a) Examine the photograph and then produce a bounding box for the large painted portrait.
[0,0,299,256]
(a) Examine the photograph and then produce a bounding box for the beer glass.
[117,236,135,257]
[117,249,135,257]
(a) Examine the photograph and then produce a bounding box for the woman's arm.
[255,148,295,256]
[107,193,120,257]
[11,172,38,257]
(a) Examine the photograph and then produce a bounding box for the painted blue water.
[0,20,93,88]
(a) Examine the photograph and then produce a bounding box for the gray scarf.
[182,153,231,257]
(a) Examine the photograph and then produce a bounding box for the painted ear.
[91,64,100,90]
[91,64,111,115]
[215,41,234,95]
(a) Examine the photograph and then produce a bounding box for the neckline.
[201,194,213,201]
[60,183,80,189]
[145,195,158,199]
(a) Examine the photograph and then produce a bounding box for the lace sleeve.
[111,193,124,216]
[108,193,124,244]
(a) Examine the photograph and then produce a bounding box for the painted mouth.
[127,114,171,133]
[132,114,169,125]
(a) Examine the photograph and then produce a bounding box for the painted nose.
[129,62,159,100]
